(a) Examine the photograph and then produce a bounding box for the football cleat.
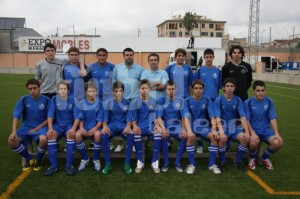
[23,158,34,171]
[93,160,101,172]
[262,159,274,170]
[248,158,256,170]
[78,159,90,171]
[124,164,132,174]
[234,162,248,171]
[33,159,42,171]
[208,164,221,174]
[186,165,196,174]
[135,160,144,173]
[151,160,160,174]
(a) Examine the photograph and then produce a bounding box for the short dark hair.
[229,45,245,59]
[26,79,40,88]
[96,48,108,56]
[139,79,150,88]
[68,47,80,54]
[123,47,134,55]
[223,77,236,87]
[113,81,124,91]
[85,81,97,91]
[192,79,205,89]
[204,48,214,56]
[148,53,160,62]
[165,80,176,88]
[175,48,186,57]
[252,80,266,90]
[43,43,56,52]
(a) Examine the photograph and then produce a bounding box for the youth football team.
[8,44,283,176]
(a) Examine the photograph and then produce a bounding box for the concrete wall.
[253,73,300,85]
[0,52,172,74]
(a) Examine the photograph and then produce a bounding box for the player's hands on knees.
[273,135,283,145]
[123,126,132,135]
[219,132,227,144]
[132,125,141,135]
[8,133,17,142]
[180,129,187,139]
[68,129,76,139]
[101,126,111,135]
[212,132,220,141]
[87,127,97,137]
[47,129,55,138]
[241,133,250,144]
[154,125,162,134]
[162,130,169,139]
[250,133,260,147]
[79,127,88,136]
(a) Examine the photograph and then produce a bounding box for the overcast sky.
[1,0,299,42]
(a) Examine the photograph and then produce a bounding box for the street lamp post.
[261,29,265,46]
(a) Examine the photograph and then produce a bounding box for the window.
[215,24,224,31]
[185,32,190,36]
[209,24,214,29]
[169,31,176,37]
[179,23,182,28]
[216,32,223,37]
[169,23,178,30]
[202,23,205,28]
[201,32,208,36]
[210,32,214,37]
[179,32,182,37]
[195,23,198,28]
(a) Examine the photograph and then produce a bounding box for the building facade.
[156,13,226,38]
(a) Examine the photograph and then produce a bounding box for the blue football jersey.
[157,97,189,128]
[185,96,214,129]
[63,64,87,101]
[214,95,245,123]
[129,96,157,129]
[13,95,49,128]
[48,96,80,126]
[103,98,130,125]
[79,99,103,130]
[88,62,115,100]
[244,97,276,132]
[193,66,222,100]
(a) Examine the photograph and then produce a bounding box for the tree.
[183,12,197,36]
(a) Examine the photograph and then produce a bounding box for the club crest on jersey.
[241,69,247,74]
[175,102,181,110]
[149,104,154,110]
[39,103,45,110]
[123,105,128,111]
[68,104,73,110]
[105,71,110,77]
[233,105,237,110]
[201,104,206,110]
[264,104,268,111]
[213,73,217,78]
[184,71,188,76]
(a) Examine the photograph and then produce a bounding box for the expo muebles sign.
[19,37,92,52]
